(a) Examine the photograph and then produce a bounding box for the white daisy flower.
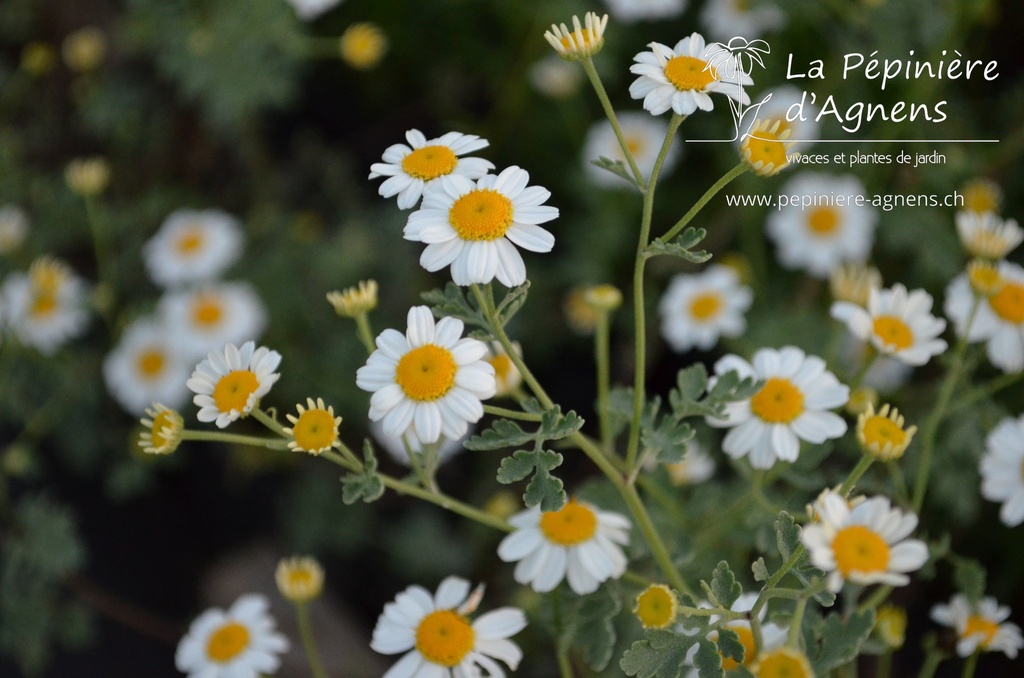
[0,204,29,255]
[980,415,1024,527]
[766,173,877,278]
[484,341,522,398]
[284,0,342,21]
[158,281,268,357]
[1,256,89,355]
[683,592,788,675]
[658,264,753,352]
[497,499,631,595]
[528,55,582,99]
[602,0,687,23]
[707,347,849,469]
[665,439,716,486]
[800,490,929,593]
[369,129,494,210]
[370,419,468,468]
[955,210,1023,260]
[752,85,820,151]
[186,341,282,428]
[831,283,948,366]
[944,262,1024,373]
[932,594,1024,659]
[142,208,244,288]
[356,306,495,446]
[629,33,753,117]
[838,334,913,394]
[175,593,289,678]
[371,576,527,677]
[404,166,558,287]
[582,112,682,188]
[700,0,786,40]
[103,316,192,416]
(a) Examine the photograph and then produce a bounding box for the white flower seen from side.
[750,85,820,151]
[1,256,90,355]
[931,593,1023,659]
[143,208,244,288]
[356,306,495,446]
[658,264,753,352]
[707,346,849,469]
[801,490,929,593]
[370,419,468,468]
[158,281,268,357]
[955,210,1023,260]
[371,576,527,677]
[665,440,717,486]
[187,341,282,428]
[602,0,687,23]
[700,0,786,40]
[284,0,343,21]
[831,283,948,366]
[528,55,582,99]
[404,166,558,287]
[630,32,752,117]
[944,262,1024,373]
[175,593,289,678]
[369,129,493,210]
[497,499,630,595]
[979,414,1024,527]
[766,173,877,278]
[0,204,29,254]
[103,316,192,416]
[582,112,682,188]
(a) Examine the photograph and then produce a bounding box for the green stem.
[660,163,748,242]
[625,113,685,472]
[622,483,693,597]
[551,591,575,678]
[83,196,116,321]
[595,310,614,453]
[916,648,945,678]
[252,407,288,438]
[295,602,329,678]
[887,462,909,505]
[960,650,979,678]
[950,370,1024,412]
[876,650,893,678]
[483,405,543,422]
[912,297,980,513]
[849,350,880,391]
[354,313,376,355]
[579,58,645,185]
[179,429,288,450]
[840,455,875,497]
[787,595,809,648]
[857,585,892,613]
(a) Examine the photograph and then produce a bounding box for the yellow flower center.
[634,585,677,629]
[560,30,592,50]
[212,370,260,413]
[415,609,475,667]
[875,605,907,648]
[395,345,457,401]
[489,354,513,383]
[664,55,716,92]
[287,568,315,590]
[340,23,387,70]
[968,263,1003,296]
[750,378,804,424]
[176,227,204,255]
[743,128,788,170]
[149,410,177,449]
[719,624,756,670]
[136,349,166,378]
[401,145,458,181]
[689,292,723,321]
[29,292,57,318]
[539,500,598,546]
[291,408,337,451]
[449,189,514,241]
[807,207,839,236]
[626,136,644,156]
[963,615,999,648]
[191,296,224,328]
[989,281,1024,324]
[832,525,890,577]
[206,621,250,663]
[872,316,914,351]
[962,181,1000,214]
[860,415,907,450]
[754,648,814,678]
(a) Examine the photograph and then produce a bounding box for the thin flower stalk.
[579,59,645,186]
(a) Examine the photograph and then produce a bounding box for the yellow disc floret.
[539,500,598,546]
[206,622,250,663]
[396,345,457,401]
[192,296,224,328]
[872,316,914,351]
[807,207,839,236]
[415,609,475,667]
[741,119,792,177]
[275,555,325,603]
[401,145,458,181]
[633,584,678,629]
[340,22,388,70]
[832,525,890,577]
[285,398,341,455]
[857,403,916,460]
[664,56,716,91]
[689,292,723,321]
[989,281,1024,324]
[750,378,805,424]
[752,647,815,678]
[136,349,166,379]
[212,370,260,413]
[139,404,184,455]
[963,615,1000,648]
[449,189,514,241]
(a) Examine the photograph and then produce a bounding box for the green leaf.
[497,448,565,511]
[675,593,710,633]
[953,558,987,605]
[591,156,644,191]
[340,440,385,505]
[694,636,725,678]
[644,229,711,263]
[561,582,623,671]
[621,629,700,678]
[670,367,761,419]
[708,561,742,609]
[752,558,769,582]
[494,281,530,326]
[466,405,583,451]
[774,512,835,607]
[715,628,745,665]
[641,415,694,465]
[421,283,489,333]
[811,609,876,674]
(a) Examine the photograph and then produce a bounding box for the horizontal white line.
[689,138,1000,143]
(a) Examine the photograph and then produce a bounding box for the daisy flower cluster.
[1,255,90,354]
[104,208,269,416]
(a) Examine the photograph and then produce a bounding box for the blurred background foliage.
[1,0,1023,675]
